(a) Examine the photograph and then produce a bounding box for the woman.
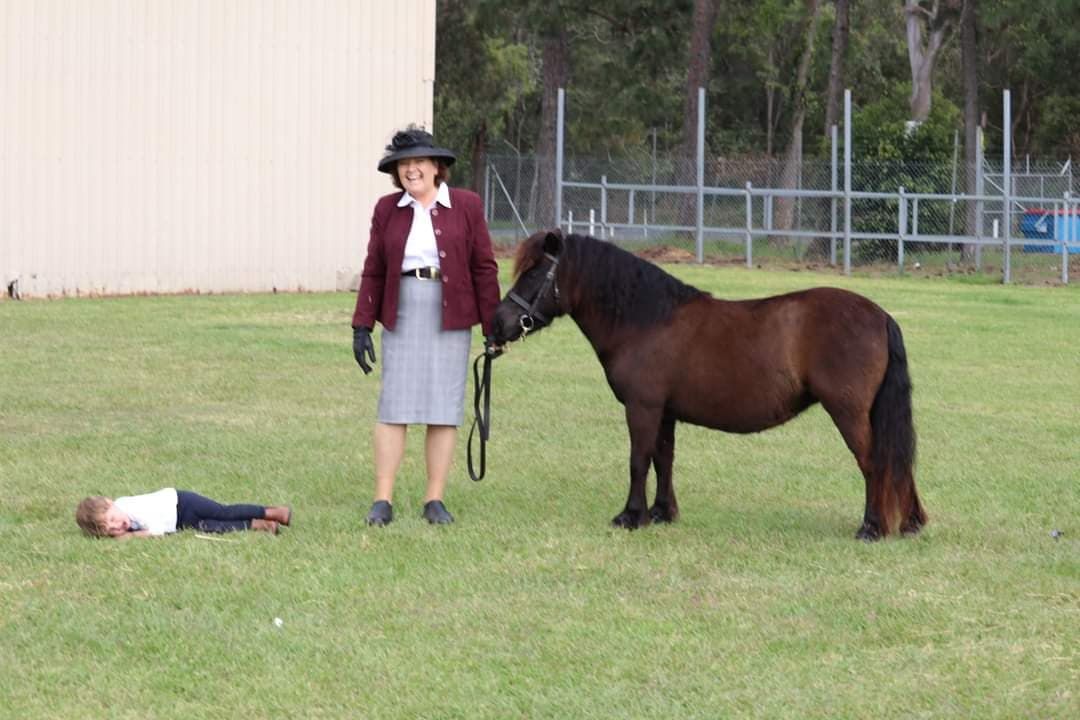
[352,127,501,526]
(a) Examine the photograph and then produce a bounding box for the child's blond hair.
[75,496,111,537]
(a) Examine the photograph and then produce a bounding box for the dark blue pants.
[176,490,266,533]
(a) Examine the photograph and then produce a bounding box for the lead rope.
[467,349,494,481]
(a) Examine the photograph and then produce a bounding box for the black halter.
[506,253,560,335]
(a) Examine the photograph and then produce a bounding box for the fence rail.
[483,88,1077,285]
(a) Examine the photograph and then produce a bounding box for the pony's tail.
[870,316,925,535]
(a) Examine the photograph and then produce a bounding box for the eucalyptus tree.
[824,0,850,136]
[435,0,533,191]
[904,0,962,124]
[978,0,1080,156]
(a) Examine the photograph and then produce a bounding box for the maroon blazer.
[351,187,501,336]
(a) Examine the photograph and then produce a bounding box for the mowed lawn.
[1,264,1077,719]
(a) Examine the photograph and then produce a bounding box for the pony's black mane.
[561,233,705,328]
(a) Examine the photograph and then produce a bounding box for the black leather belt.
[401,266,441,280]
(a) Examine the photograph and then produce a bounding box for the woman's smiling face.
[396,157,438,201]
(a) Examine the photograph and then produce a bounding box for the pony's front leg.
[612,405,660,530]
[650,416,679,523]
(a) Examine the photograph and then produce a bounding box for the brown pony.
[490,230,926,540]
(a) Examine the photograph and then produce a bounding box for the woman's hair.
[389,159,450,190]
[75,496,111,537]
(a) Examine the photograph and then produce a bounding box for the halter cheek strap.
[507,253,559,334]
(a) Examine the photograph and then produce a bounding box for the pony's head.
[491,230,566,344]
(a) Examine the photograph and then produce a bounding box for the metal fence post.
[843,89,852,276]
[556,88,565,230]
[1064,192,1072,285]
[1003,89,1012,283]
[975,126,984,270]
[830,124,838,266]
[745,182,753,268]
[898,187,906,272]
[696,86,705,264]
[948,129,959,237]
[600,175,608,239]
[484,163,491,222]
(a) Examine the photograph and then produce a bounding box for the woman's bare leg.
[423,425,457,502]
[373,422,407,502]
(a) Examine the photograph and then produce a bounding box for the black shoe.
[365,500,393,526]
[422,500,454,525]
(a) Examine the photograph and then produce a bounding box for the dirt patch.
[635,246,697,263]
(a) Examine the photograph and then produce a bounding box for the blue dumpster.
[1021,210,1080,253]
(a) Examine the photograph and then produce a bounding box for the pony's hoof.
[649,504,678,524]
[900,519,925,536]
[612,511,646,530]
[901,509,927,536]
[855,522,883,541]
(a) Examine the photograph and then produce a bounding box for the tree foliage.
[433,0,1079,173]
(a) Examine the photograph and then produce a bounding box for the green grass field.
[1,266,1077,719]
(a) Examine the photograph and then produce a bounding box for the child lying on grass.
[76,488,291,538]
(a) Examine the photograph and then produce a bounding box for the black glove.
[353,326,376,374]
[484,335,503,358]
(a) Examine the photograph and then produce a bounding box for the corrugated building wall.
[0,0,436,297]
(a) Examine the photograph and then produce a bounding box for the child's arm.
[114,530,153,541]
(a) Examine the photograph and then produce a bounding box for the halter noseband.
[506,253,560,335]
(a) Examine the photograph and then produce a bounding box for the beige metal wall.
[0,0,436,297]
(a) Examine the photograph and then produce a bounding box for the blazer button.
[439,250,446,258]
[434,228,442,236]
[432,209,439,216]
[442,276,448,283]
[442,300,448,307]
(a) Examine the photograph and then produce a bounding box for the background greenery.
[1,265,1077,718]
[436,0,1080,190]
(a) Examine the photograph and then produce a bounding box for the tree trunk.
[532,30,569,229]
[766,44,776,158]
[676,0,718,231]
[824,0,849,136]
[910,60,936,123]
[961,0,978,260]
[905,0,951,124]
[469,120,487,195]
[775,0,822,244]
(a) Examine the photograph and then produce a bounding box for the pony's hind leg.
[900,486,928,535]
[649,416,679,523]
[824,405,892,540]
[613,404,661,530]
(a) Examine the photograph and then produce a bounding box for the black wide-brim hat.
[377,128,456,174]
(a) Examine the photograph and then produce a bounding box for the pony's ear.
[542,230,563,256]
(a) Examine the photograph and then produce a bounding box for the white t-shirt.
[399,182,452,272]
[113,487,179,536]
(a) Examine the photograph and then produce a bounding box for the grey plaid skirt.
[377,276,471,426]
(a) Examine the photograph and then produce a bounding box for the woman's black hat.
[377,128,456,174]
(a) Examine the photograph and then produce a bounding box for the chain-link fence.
[482,88,1078,284]
[484,151,1079,285]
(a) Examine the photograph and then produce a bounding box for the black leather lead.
[467,351,493,481]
